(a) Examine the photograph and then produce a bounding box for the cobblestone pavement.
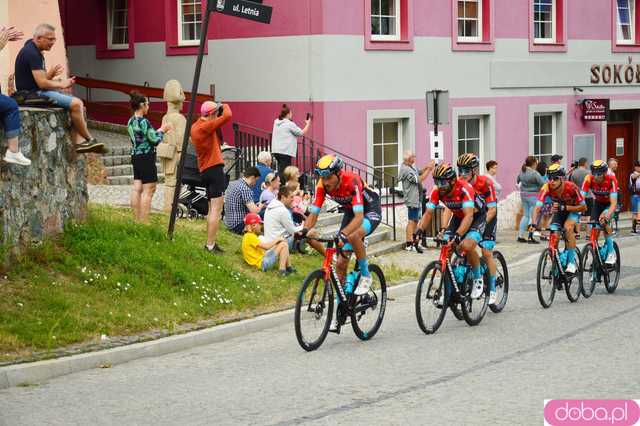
[2,240,640,425]
[88,184,166,211]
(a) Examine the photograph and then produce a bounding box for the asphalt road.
[2,239,640,425]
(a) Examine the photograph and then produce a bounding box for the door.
[607,123,633,210]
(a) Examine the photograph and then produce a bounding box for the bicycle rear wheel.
[489,251,509,313]
[604,242,621,293]
[415,261,448,334]
[294,269,333,351]
[564,250,583,303]
[536,249,556,308]
[460,262,489,326]
[580,244,598,298]
[351,264,387,341]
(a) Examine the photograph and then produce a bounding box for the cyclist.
[456,153,499,305]
[530,163,587,274]
[414,163,487,299]
[581,159,619,265]
[301,154,382,296]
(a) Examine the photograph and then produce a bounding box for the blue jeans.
[632,195,640,214]
[0,94,21,139]
[519,193,538,238]
[37,90,74,109]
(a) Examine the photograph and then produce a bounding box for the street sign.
[426,90,449,125]
[211,0,272,24]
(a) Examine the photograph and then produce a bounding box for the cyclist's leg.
[590,200,603,241]
[460,212,485,280]
[563,213,579,267]
[480,216,498,294]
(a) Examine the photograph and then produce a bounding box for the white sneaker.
[471,278,484,299]
[565,262,577,274]
[330,315,339,330]
[405,245,414,252]
[605,251,617,265]
[355,275,372,295]
[437,288,445,307]
[3,150,31,166]
[489,290,497,305]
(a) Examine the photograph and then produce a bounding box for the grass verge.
[0,205,417,363]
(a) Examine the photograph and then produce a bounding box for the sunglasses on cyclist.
[457,167,472,176]
[593,172,605,177]
[435,178,452,187]
[314,168,332,178]
[550,176,563,181]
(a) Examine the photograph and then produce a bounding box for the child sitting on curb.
[241,212,295,276]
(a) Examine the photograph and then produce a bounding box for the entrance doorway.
[607,110,638,211]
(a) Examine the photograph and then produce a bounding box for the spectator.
[570,158,590,239]
[517,156,545,243]
[263,185,302,247]
[253,151,273,202]
[629,160,640,233]
[191,101,233,253]
[14,23,104,154]
[283,165,302,194]
[399,151,433,253]
[259,172,280,208]
[128,91,172,223]
[485,160,501,198]
[224,167,262,234]
[551,154,563,166]
[271,104,311,180]
[1,26,30,166]
[535,161,551,239]
[608,158,618,174]
[241,212,293,276]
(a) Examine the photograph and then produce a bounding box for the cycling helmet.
[590,159,608,175]
[547,163,566,180]
[314,154,344,177]
[457,153,480,170]
[433,163,457,180]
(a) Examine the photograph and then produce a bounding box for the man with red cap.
[190,101,232,254]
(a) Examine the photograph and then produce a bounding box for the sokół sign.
[211,0,272,24]
[582,99,609,121]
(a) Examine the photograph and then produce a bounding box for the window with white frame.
[107,0,128,49]
[616,0,635,44]
[457,0,482,41]
[179,0,202,46]
[457,117,483,164]
[371,0,401,41]
[533,0,555,43]
[373,120,401,186]
[533,114,555,165]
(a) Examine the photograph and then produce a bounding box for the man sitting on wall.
[14,23,104,154]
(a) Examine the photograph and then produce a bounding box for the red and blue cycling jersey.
[426,178,480,219]
[581,173,619,204]
[310,170,365,214]
[536,181,585,207]
[471,175,497,208]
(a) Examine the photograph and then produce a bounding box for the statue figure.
[160,79,186,212]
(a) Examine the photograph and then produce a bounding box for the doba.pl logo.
[544,400,640,425]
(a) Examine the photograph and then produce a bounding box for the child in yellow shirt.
[241,213,294,276]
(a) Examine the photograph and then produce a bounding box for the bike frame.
[546,229,568,279]
[320,244,351,307]
[436,241,463,299]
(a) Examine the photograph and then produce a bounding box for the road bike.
[294,236,387,351]
[535,228,583,308]
[581,221,621,297]
[415,237,490,334]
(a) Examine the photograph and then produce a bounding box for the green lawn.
[0,205,416,363]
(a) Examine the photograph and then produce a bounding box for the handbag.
[156,142,176,159]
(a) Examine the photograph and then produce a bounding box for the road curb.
[0,281,418,389]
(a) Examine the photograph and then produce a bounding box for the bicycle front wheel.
[351,264,387,341]
[604,242,621,293]
[294,269,333,351]
[580,244,598,298]
[490,251,509,313]
[537,248,556,308]
[415,261,448,334]
[564,250,583,303]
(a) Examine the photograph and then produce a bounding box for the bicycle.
[534,228,583,308]
[415,237,489,334]
[294,236,387,351]
[581,221,621,297]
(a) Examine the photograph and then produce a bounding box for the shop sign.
[590,58,640,85]
[582,99,609,121]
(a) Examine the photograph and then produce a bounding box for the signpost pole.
[167,2,212,240]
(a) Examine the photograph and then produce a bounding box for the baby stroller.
[177,143,242,220]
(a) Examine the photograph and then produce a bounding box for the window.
[373,120,401,186]
[617,0,635,44]
[371,0,401,41]
[533,0,555,43]
[178,0,202,46]
[457,0,482,41]
[107,0,128,50]
[534,114,555,165]
[457,118,483,163]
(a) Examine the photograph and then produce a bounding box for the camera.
[217,104,224,117]
[570,160,579,169]
[306,113,312,120]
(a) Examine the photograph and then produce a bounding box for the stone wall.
[0,108,87,254]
